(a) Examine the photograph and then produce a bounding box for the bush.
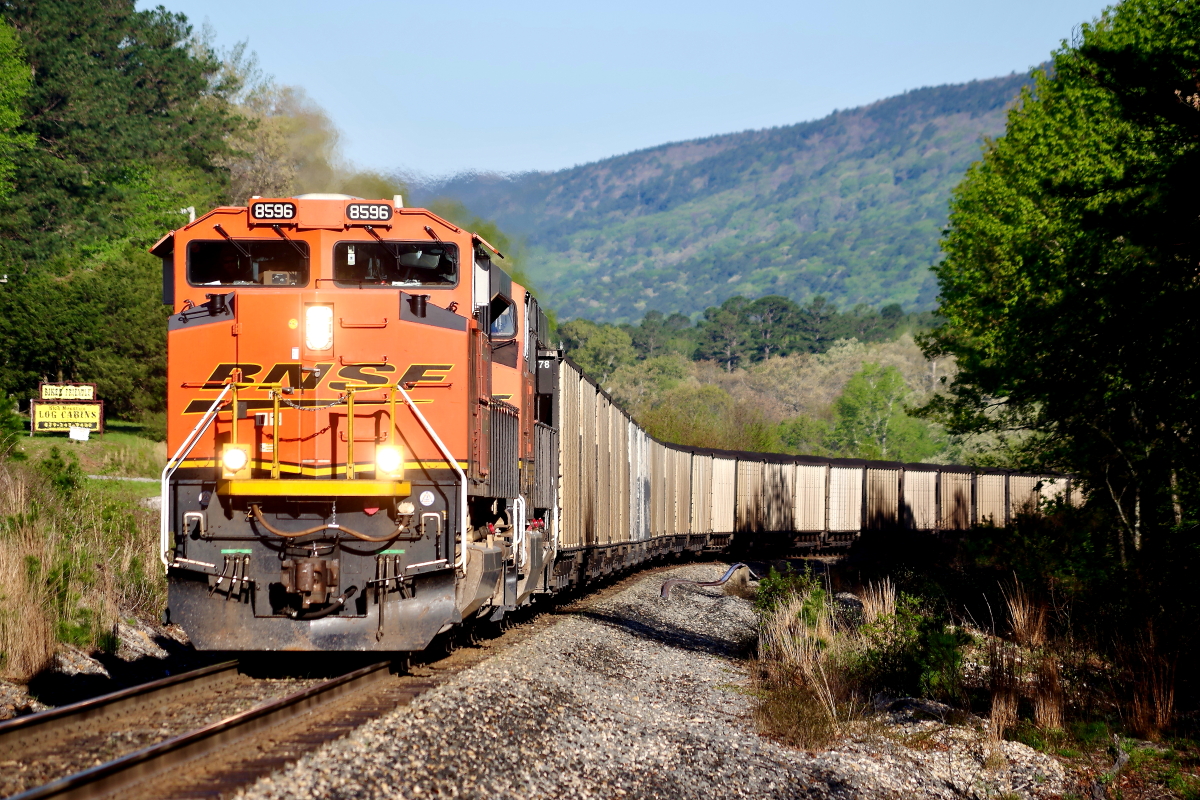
[853,594,971,701]
[0,389,24,460]
[752,571,972,747]
[38,446,84,495]
[0,461,162,678]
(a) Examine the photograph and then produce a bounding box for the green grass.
[14,418,165,480]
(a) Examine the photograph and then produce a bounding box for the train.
[154,194,1078,652]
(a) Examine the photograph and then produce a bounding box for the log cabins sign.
[31,383,104,433]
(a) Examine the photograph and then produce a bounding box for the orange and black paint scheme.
[154,195,559,651]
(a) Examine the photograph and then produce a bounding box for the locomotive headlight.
[220,443,252,479]
[305,305,334,351]
[375,445,404,477]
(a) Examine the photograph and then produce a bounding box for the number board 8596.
[346,203,393,222]
[249,201,296,221]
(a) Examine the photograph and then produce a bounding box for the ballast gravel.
[236,562,1067,800]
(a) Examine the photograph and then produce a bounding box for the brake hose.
[249,503,403,542]
[288,586,357,620]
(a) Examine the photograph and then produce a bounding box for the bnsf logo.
[184,363,452,413]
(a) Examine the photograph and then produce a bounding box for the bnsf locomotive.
[155,195,1079,652]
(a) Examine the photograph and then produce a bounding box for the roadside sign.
[31,401,104,433]
[39,382,97,401]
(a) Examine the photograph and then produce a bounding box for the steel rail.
[0,661,240,763]
[10,661,392,800]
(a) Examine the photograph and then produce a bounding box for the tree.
[0,2,241,416]
[0,18,30,195]
[0,0,238,263]
[745,295,799,361]
[0,388,23,457]
[697,296,750,371]
[924,0,1200,554]
[831,363,937,461]
[629,310,695,360]
[559,319,636,384]
[796,296,840,353]
[778,415,832,457]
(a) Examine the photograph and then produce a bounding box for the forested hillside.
[413,73,1031,323]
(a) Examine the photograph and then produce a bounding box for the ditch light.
[221,443,252,479]
[305,305,333,351]
[376,445,404,478]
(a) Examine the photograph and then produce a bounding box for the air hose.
[288,586,358,620]
[249,504,402,542]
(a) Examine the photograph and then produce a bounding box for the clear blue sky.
[145,0,1108,177]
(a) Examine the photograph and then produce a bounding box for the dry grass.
[0,461,161,680]
[1002,579,1046,647]
[1033,652,1064,731]
[989,639,1019,745]
[1129,646,1175,740]
[861,578,895,625]
[758,592,841,721]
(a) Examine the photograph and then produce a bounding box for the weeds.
[988,639,1019,744]
[97,438,166,479]
[1034,652,1065,732]
[0,459,161,679]
[753,566,971,749]
[1002,578,1046,647]
[862,578,895,624]
[1128,644,1175,740]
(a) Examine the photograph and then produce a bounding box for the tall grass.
[0,454,161,679]
[1002,579,1046,647]
[753,566,969,748]
[97,438,167,479]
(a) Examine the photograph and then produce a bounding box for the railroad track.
[0,561,706,800]
[0,659,429,800]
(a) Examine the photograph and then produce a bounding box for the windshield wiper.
[213,224,251,258]
[272,224,309,261]
[364,225,405,267]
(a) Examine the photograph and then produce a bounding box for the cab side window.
[489,295,516,338]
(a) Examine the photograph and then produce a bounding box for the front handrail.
[160,384,231,567]
[392,383,470,572]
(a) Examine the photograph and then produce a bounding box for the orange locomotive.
[153,194,557,651]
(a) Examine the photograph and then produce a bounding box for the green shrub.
[851,594,970,701]
[38,447,84,495]
[754,564,821,617]
[0,389,24,460]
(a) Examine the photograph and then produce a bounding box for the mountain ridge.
[411,71,1032,323]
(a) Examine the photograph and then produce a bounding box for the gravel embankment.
[237,562,1066,800]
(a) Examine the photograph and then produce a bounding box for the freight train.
[154,195,1078,652]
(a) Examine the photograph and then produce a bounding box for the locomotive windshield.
[333,241,458,287]
[187,240,310,286]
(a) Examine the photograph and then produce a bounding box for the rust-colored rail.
[9,661,392,800]
[0,661,239,763]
